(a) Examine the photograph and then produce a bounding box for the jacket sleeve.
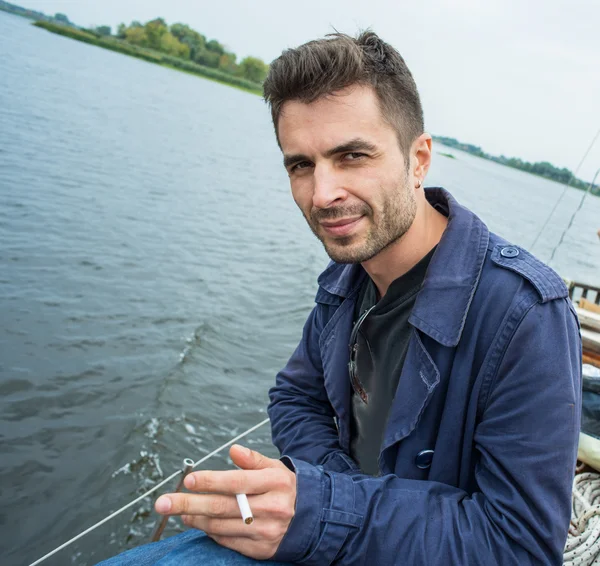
[268,305,360,474]
[272,298,582,565]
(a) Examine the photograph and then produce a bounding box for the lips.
[320,216,363,237]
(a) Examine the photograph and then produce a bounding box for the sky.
[19,0,600,183]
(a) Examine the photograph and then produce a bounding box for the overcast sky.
[20,0,600,182]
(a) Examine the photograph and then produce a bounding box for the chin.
[323,242,371,264]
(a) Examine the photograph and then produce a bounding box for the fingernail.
[155,496,172,513]
[184,474,195,489]
[235,444,251,456]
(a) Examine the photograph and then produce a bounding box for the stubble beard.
[305,179,417,264]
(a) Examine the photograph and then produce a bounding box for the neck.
[362,200,448,297]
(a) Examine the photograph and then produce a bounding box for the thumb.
[230,444,282,470]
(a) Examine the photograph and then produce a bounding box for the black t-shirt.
[349,247,436,475]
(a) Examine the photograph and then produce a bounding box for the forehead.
[277,85,396,153]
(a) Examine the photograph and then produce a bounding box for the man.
[100,31,581,565]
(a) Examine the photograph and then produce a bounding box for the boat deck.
[569,281,600,366]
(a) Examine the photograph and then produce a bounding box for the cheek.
[348,169,384,200]
[291,181,312,212]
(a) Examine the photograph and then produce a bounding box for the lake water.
[1,11,599,566]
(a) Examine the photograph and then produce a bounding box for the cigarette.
[236,493,253,525]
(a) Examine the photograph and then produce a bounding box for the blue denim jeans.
[95,530,292,565]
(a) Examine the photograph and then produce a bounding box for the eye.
[290,161,312,172]
[343,152,366,161]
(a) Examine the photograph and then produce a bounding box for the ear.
[412,133,432,184]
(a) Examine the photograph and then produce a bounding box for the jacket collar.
[316,187,489,347]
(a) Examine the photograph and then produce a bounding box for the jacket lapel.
[320,299,355,453]
[380,330,441,459]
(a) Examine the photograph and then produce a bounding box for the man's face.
[278,85,416,264]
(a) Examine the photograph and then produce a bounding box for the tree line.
[0,0,73,26]
[93,19,269,84]
[434,136,599,195]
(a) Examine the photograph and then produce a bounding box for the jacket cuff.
[321,451,360,474]
[273,458,363,564]
[273,457,328,562]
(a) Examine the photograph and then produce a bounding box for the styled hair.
[263,31,424,156]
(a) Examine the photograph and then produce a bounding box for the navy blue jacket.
[268,188,581,565]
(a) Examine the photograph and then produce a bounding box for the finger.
[155,493,240,517]
[183,467,289,495]
[229,445,283,471]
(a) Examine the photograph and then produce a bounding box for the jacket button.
[500,246,519,258]
[415,449,434,469]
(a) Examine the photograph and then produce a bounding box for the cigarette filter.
[236,493,253,525]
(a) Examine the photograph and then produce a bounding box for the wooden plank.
[577,306,600,331]
[577,307,600,332]
[583,352,600,367]
[581,298,600,315]
[582,328,600,355]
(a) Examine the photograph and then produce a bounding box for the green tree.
[218,52,237,73]
[238,56,268,83]
[54,13,70,24]
[116,23,127,38]
[194,49,220,68]
[144,18,168,50]
[160,32,190,58]
[125,26,149,47]
[206,39,225,55]
[170,23,206,59]
[95,25,111,36]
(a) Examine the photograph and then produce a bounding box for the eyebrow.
[283,138,378,169]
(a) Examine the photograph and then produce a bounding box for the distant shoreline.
[33,21,263,96]
[433,136,599,196]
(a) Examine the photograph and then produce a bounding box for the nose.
[312,164,347,209]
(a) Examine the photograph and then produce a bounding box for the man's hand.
[154,444,296,560]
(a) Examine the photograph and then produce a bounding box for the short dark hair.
[263,31,424,156]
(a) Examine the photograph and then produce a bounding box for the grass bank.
[33,21,263,96]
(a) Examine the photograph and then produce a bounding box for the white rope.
[564,472,600,565]
[28,417,271,566]
[189,418,270,469]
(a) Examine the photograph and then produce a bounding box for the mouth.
[319,216,364,237]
